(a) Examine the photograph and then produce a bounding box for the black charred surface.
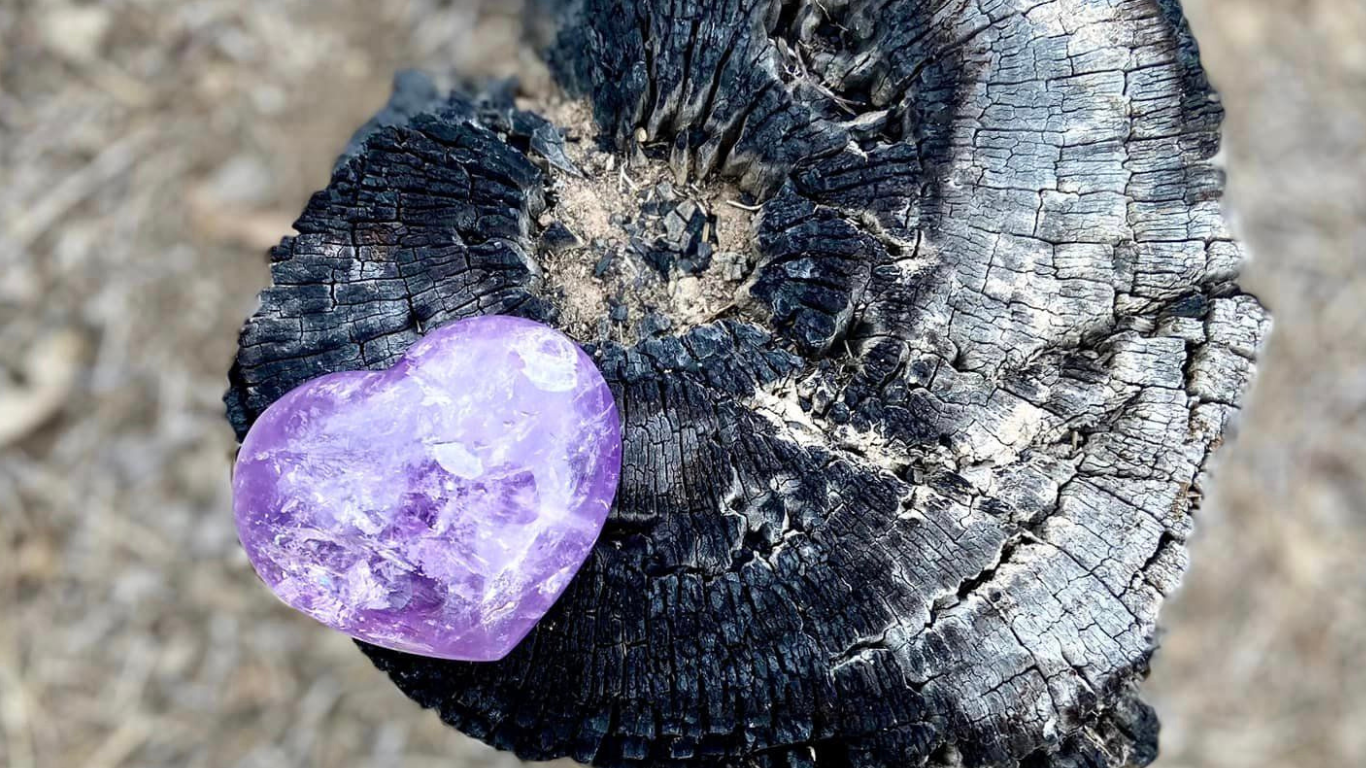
[225,1,1268,767]
[225,93,554,432]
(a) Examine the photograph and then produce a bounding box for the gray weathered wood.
[225,1,1268,766]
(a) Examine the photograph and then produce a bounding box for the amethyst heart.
[231,315,622,661]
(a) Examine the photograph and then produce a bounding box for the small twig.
[705,302,737,322]
[724,199,763,212]
[81,717,154,768]
[0,623,35,768]
[3,126,156,254]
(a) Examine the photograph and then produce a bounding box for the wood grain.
[225,1,1267,765]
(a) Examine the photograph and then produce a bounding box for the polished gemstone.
[232,316,622,661]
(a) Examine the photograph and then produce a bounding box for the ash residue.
[522,98,761,344]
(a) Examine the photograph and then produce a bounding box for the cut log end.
[225,1,1269,766]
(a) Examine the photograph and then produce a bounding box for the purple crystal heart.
[232,315,622,661]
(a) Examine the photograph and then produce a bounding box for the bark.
[224,1,1269,766]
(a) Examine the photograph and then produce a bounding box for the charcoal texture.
[225,1,1268,766]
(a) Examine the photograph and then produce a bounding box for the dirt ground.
[0,2,1361,767]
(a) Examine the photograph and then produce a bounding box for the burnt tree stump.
[224,1,1269,766]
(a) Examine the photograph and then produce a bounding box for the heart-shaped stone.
[232,315,622,660]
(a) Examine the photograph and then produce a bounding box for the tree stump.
[224,1,1269,766]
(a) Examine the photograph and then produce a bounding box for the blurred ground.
[0,1,1361,767]
[1145,3,1366,767]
